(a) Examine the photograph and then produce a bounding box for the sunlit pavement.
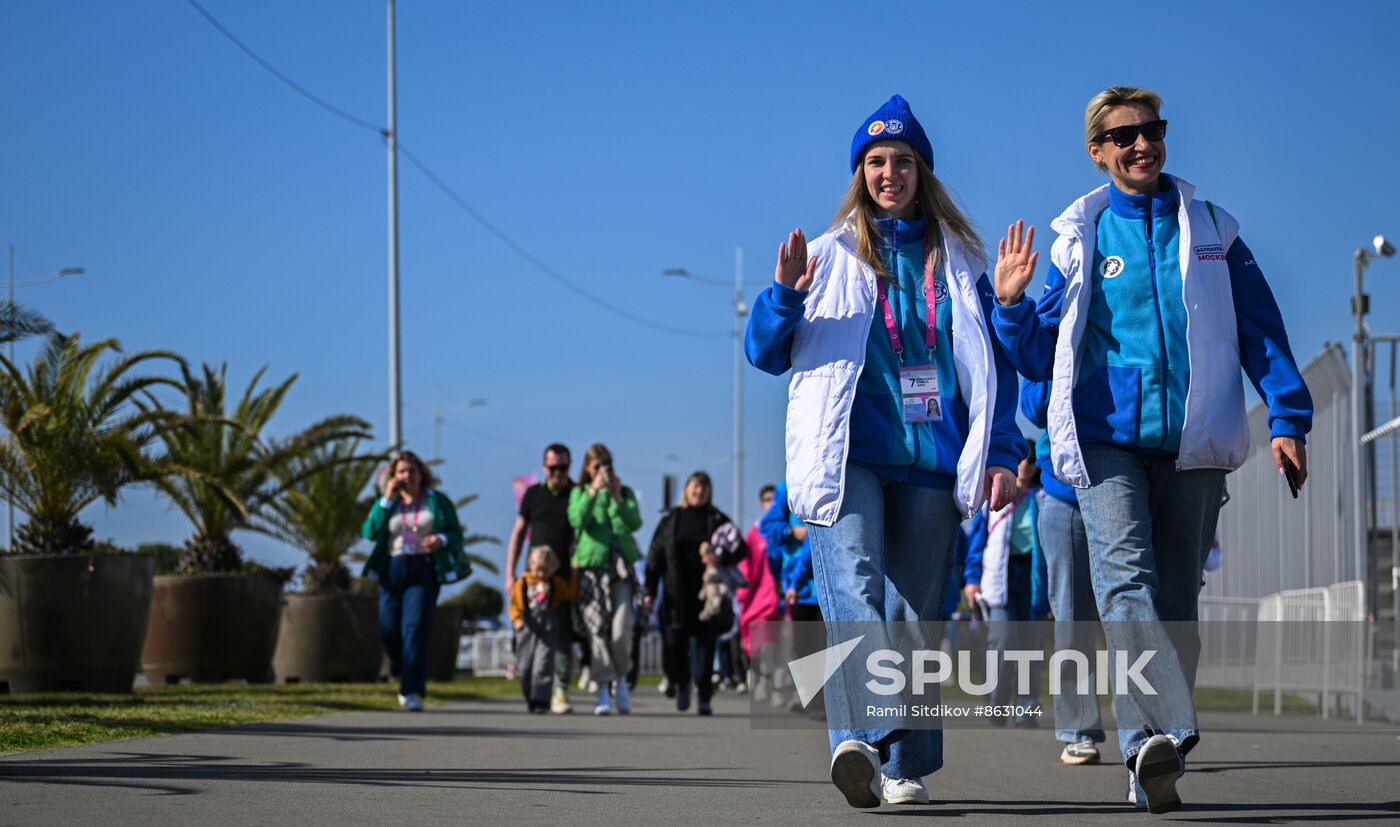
[2,689,1398,825]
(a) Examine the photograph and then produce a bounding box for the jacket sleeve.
[1227,236,1313,441]
[964,510,988,586]
[644,513,670,599]
[508,579,525,625]
[759,495,793,549]
[1019,378,1052,429]
[555,572,580,605]
[434,492,466,555]
[990,261,1068,381]
[744,282,807,375]
[362,497,392,541]
[980,273,1029,473]
[568,487,597,532]
[608,487,644,533]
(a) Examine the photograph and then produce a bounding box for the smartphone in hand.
[1282,456,1300,499]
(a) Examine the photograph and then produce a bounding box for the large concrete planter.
[140,574,284,685]
[428,604,464,682]
[272,593,382,683]
[0,554,154,694]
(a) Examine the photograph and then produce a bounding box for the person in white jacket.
[746,94,1026,810]
[990,85,1313,814]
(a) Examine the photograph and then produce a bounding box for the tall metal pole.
[1352,249,1369,608]
[386,0,403,450]
[7,245,13,552]
[1390,341,1398,672]
[733,246,746,529]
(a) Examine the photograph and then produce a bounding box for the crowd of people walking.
[367,84,1314,817]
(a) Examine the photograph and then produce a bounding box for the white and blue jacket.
[992,175,1312,487]
[746,217,1025,524]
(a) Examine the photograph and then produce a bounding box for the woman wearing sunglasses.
[746,94,1025,809]
[990,86,1313,813]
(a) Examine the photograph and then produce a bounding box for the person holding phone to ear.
[988,86,1313,813]
[745,94,1026,810]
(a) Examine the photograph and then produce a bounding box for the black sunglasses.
[1092,119,1168,148]
[546,464,570,473]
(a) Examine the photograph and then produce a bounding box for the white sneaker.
[550,687,573,715]
[829,740,881,809]
[577,665,592,691]
[402,693,424,712]
[658,676,671,695]
[881,775,929,805]
[397,693,408,708]
[614,679,631,714]
[1133,735,1182,814]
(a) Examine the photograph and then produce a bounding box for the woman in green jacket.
[362,451,469,711]
[569,442,643,715]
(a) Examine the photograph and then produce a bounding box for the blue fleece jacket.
[847,216,964,488]
[1018,380,1077,507]
[991,182,1312,447]
[760,482,816,606]
[745,224,1026,483]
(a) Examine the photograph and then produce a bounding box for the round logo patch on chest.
[1100,256,1125,279]
[929,279,949,304]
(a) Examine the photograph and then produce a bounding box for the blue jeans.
[986,555,1042,721]
[1076,444,1224,767]
[1038,491,1105,744]
[379,554,440,697]
[807,463,960,781]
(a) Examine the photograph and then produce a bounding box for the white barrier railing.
[461,629,665,678]
[1252,580,1367,723]
[1197,597,1262,690]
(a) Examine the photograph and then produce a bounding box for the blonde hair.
[578,443,613,488]
[527,545,559,576]
[830,151,983,285]
[1084,86,1164,172]
[379,450,439,494]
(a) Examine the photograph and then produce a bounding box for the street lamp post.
[1353,234,1395,619]
[6,244,84,551]
[664,247,753,527]
[386,0,402,450]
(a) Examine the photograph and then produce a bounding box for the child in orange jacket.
[510,546,579,712]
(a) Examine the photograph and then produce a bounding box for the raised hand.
[994,220,1039,306]
[774,228,818,292]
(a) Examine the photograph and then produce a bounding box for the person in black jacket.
[643,471,745,716]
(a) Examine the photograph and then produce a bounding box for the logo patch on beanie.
[867,121,886,136]
[885,119,904,135]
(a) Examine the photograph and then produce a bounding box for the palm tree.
[451,493,503,576]
[257,442,501,592]
[0,299,53,344]
[144,362,370,574]
[0,332,181,555]
[255,437,384,593]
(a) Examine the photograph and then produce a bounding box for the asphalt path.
[2,688,1398,825]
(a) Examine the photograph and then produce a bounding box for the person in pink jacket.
[737,484,782,699]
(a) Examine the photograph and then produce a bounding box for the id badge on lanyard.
[880,244,945,424]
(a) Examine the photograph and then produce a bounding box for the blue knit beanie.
[850,94,934,174]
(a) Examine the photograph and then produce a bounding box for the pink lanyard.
[877,242,940,362]
[398,496,423,535]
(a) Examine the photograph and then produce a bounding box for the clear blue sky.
[6,1,1400,597]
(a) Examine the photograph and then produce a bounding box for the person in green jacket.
[362,451,469,711]
[569,442,643,716]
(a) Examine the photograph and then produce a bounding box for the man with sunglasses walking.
[508,443,579,713]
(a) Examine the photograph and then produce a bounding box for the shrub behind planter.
[0,554,154,693]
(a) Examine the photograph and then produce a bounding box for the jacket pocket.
[1073,362,1143,446]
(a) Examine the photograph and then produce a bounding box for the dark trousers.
[378,554,439,697]
[663,625,719,702]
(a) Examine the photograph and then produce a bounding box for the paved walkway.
[3,689,1398,825]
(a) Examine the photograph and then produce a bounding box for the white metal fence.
[459,629,665,678]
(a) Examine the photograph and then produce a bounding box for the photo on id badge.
[900,364,942,423]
